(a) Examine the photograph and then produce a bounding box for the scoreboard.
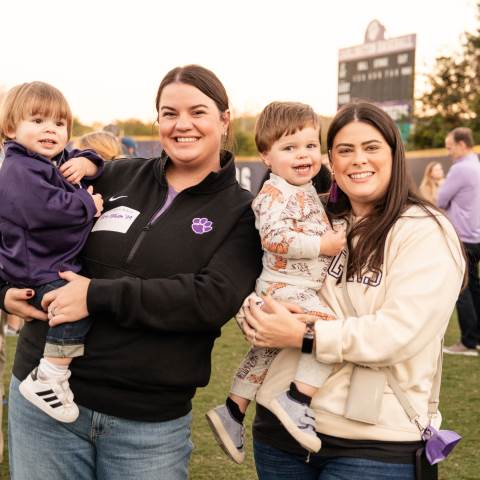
[338,21,416,125]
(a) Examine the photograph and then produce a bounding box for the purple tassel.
[422,425,462,465]
[329,180,338,203]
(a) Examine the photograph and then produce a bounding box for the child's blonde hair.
[75,131,123,161]
[255,101,320,154]
[0,81,73,146]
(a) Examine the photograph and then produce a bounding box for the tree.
[115,119,156,136]
[233,116,257,157]
[72,117,93,137]
[410,3,480,148]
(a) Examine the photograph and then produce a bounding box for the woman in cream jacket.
[243,102,465,480]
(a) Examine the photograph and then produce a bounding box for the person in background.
[241,102,464,480]
[5,313,23,336]
[439,127,480,356]
[103,124,138,157]
[102,123,121,138]
[2,65,262,480]
[121,136,138,157]
[419,161,445,205]
[76,131,123,161]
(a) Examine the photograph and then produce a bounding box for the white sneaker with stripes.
[19,367,79,423]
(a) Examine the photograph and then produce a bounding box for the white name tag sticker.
[91,206,140,234]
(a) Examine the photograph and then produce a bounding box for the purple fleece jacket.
[0,141,103,287]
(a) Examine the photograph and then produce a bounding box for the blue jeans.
[29,279,93,357]
[253,439,415,480]
[9,376,194,479]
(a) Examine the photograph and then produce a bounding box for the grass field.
[1,315,479,479]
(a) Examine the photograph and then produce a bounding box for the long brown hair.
[327,101,455,281]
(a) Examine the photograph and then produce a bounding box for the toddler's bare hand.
[59,157,89,184]
[321,230,346,256]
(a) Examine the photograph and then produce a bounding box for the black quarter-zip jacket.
[10,151,262,421]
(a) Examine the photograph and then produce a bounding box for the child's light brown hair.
[254,101,320,154]
[0,81,73,146]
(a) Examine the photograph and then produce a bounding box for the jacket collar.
[4,140,68,166]
[155,150,238,194]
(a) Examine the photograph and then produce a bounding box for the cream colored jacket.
[256,206,465,441]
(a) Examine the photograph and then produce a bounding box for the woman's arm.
[244,214,465,366]
[45,208,263,332]
[437,167,461,210]
[313,215,464,366]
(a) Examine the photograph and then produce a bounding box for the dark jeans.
[253,439,415,480]
[456,242,480,348]
[28,279,92,357]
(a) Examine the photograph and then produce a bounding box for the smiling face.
[157,82,229,174]
[7,114,68,160]
[261,125,321,186]
[330,121,393,217]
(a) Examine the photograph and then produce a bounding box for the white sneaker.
[443,342,479,357]
[4,325,20,336]
[19,368,79,423]
[269,391,321,453]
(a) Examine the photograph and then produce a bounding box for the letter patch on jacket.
[91,206,140,234]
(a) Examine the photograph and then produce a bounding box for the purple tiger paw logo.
[191,217,213,234]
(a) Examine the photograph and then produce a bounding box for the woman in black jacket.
[2,65,262,480]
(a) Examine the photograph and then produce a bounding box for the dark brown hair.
[327,101,463,282]
[255,101,320,154]
[155,65,233,151]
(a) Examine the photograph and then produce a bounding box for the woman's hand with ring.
[243,295,308,349]
[48,305,57,320]
[41,271,90,327]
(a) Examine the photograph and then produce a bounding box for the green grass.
[1,315,478,479]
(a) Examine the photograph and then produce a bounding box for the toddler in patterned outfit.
[207,101,346,463]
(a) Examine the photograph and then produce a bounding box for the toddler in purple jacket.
[0,82,103,422]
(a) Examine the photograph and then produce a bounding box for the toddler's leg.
[20,281,88,423]
[295,353,334,393]
[19,353,79,423]
[206,345,279,464]
[269,288,335,453]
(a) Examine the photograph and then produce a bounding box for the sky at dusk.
[1,0,477,124]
